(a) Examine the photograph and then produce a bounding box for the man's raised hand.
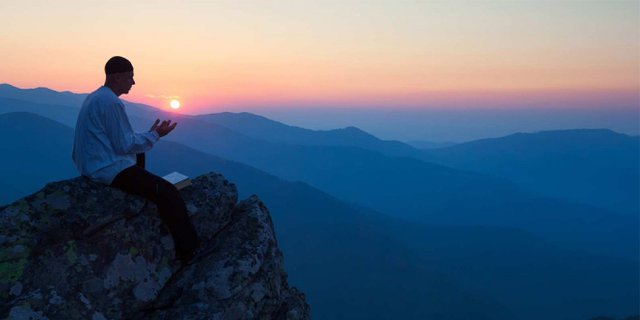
[150,118,178,137]
[150,119,160,132]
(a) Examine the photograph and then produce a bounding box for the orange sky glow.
[1,0,638,114]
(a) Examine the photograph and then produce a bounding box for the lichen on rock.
[0,172,309,319]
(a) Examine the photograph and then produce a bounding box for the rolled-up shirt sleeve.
[102,102,159,155]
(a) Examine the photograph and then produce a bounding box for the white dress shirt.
[72,86,159,184]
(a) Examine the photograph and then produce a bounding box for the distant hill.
[0,96,81,127]
[0,83,161,120]
[0,86,637,262]
[0,83,86,107]
[1,111,638,320]
[0,112,77,204]
[406,140,457,149]
[197,112,420,157]
[201,156,640,319]
[0,112,509,319]
[423,129,640,215]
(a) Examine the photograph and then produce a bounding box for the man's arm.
[134,119,177,168]
[102,104,159,155]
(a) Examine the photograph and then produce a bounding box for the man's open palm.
[150,119,177,137]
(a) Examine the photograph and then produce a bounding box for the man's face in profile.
[115,71,135,95]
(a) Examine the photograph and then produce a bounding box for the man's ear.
[105,73,118,84]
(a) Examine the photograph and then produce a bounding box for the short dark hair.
[105,56,133,75]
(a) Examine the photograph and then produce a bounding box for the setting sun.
[170,99,181,110]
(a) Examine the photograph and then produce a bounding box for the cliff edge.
[0,173,309,319]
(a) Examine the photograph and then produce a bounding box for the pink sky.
[1,1,638,114]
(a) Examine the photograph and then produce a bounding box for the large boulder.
[0,173,309,319]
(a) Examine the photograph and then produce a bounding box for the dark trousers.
[110,163,200,258]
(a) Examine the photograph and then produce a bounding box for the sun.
[170,99,181,110]
[169,99,180,109]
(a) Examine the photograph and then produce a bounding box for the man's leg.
[111,166,200,261]
[136,153,145,169]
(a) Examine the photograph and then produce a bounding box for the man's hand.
[150,118,177,137]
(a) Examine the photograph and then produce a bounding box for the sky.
[1,0,638,115]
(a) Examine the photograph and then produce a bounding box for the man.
[72,56,200,263]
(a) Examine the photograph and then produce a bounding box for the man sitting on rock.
[72,56,200,263]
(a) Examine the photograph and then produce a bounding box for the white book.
[162,171,192,190]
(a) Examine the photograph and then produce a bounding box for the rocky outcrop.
[0,173,309,319]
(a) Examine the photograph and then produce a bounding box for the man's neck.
[104,83,122,97]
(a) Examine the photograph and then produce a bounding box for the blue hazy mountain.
[186,111,639,221]
[249,106,640,143]
[4,83,637,217]
[145,112,640,260]
[0,112,77,204]
[1,112,637,320]
[7,83,637,223]
[0,83,162,120]
[197,112,420,157]
[0,96,82,127]
[0,112,512,319]
[422,130,640,215]
[149,139,638,320]
[0,83,86,107]
[406,140,457,149]
[0,86,637,262]
[0,88,267,161]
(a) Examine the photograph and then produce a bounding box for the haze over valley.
[1,85,638,320]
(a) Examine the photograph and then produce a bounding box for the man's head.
[104,56,135,96]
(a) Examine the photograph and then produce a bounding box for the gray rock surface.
[0,173,309,319]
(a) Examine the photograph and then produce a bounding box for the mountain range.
[422,129,639,215]
[0,83,638,319]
